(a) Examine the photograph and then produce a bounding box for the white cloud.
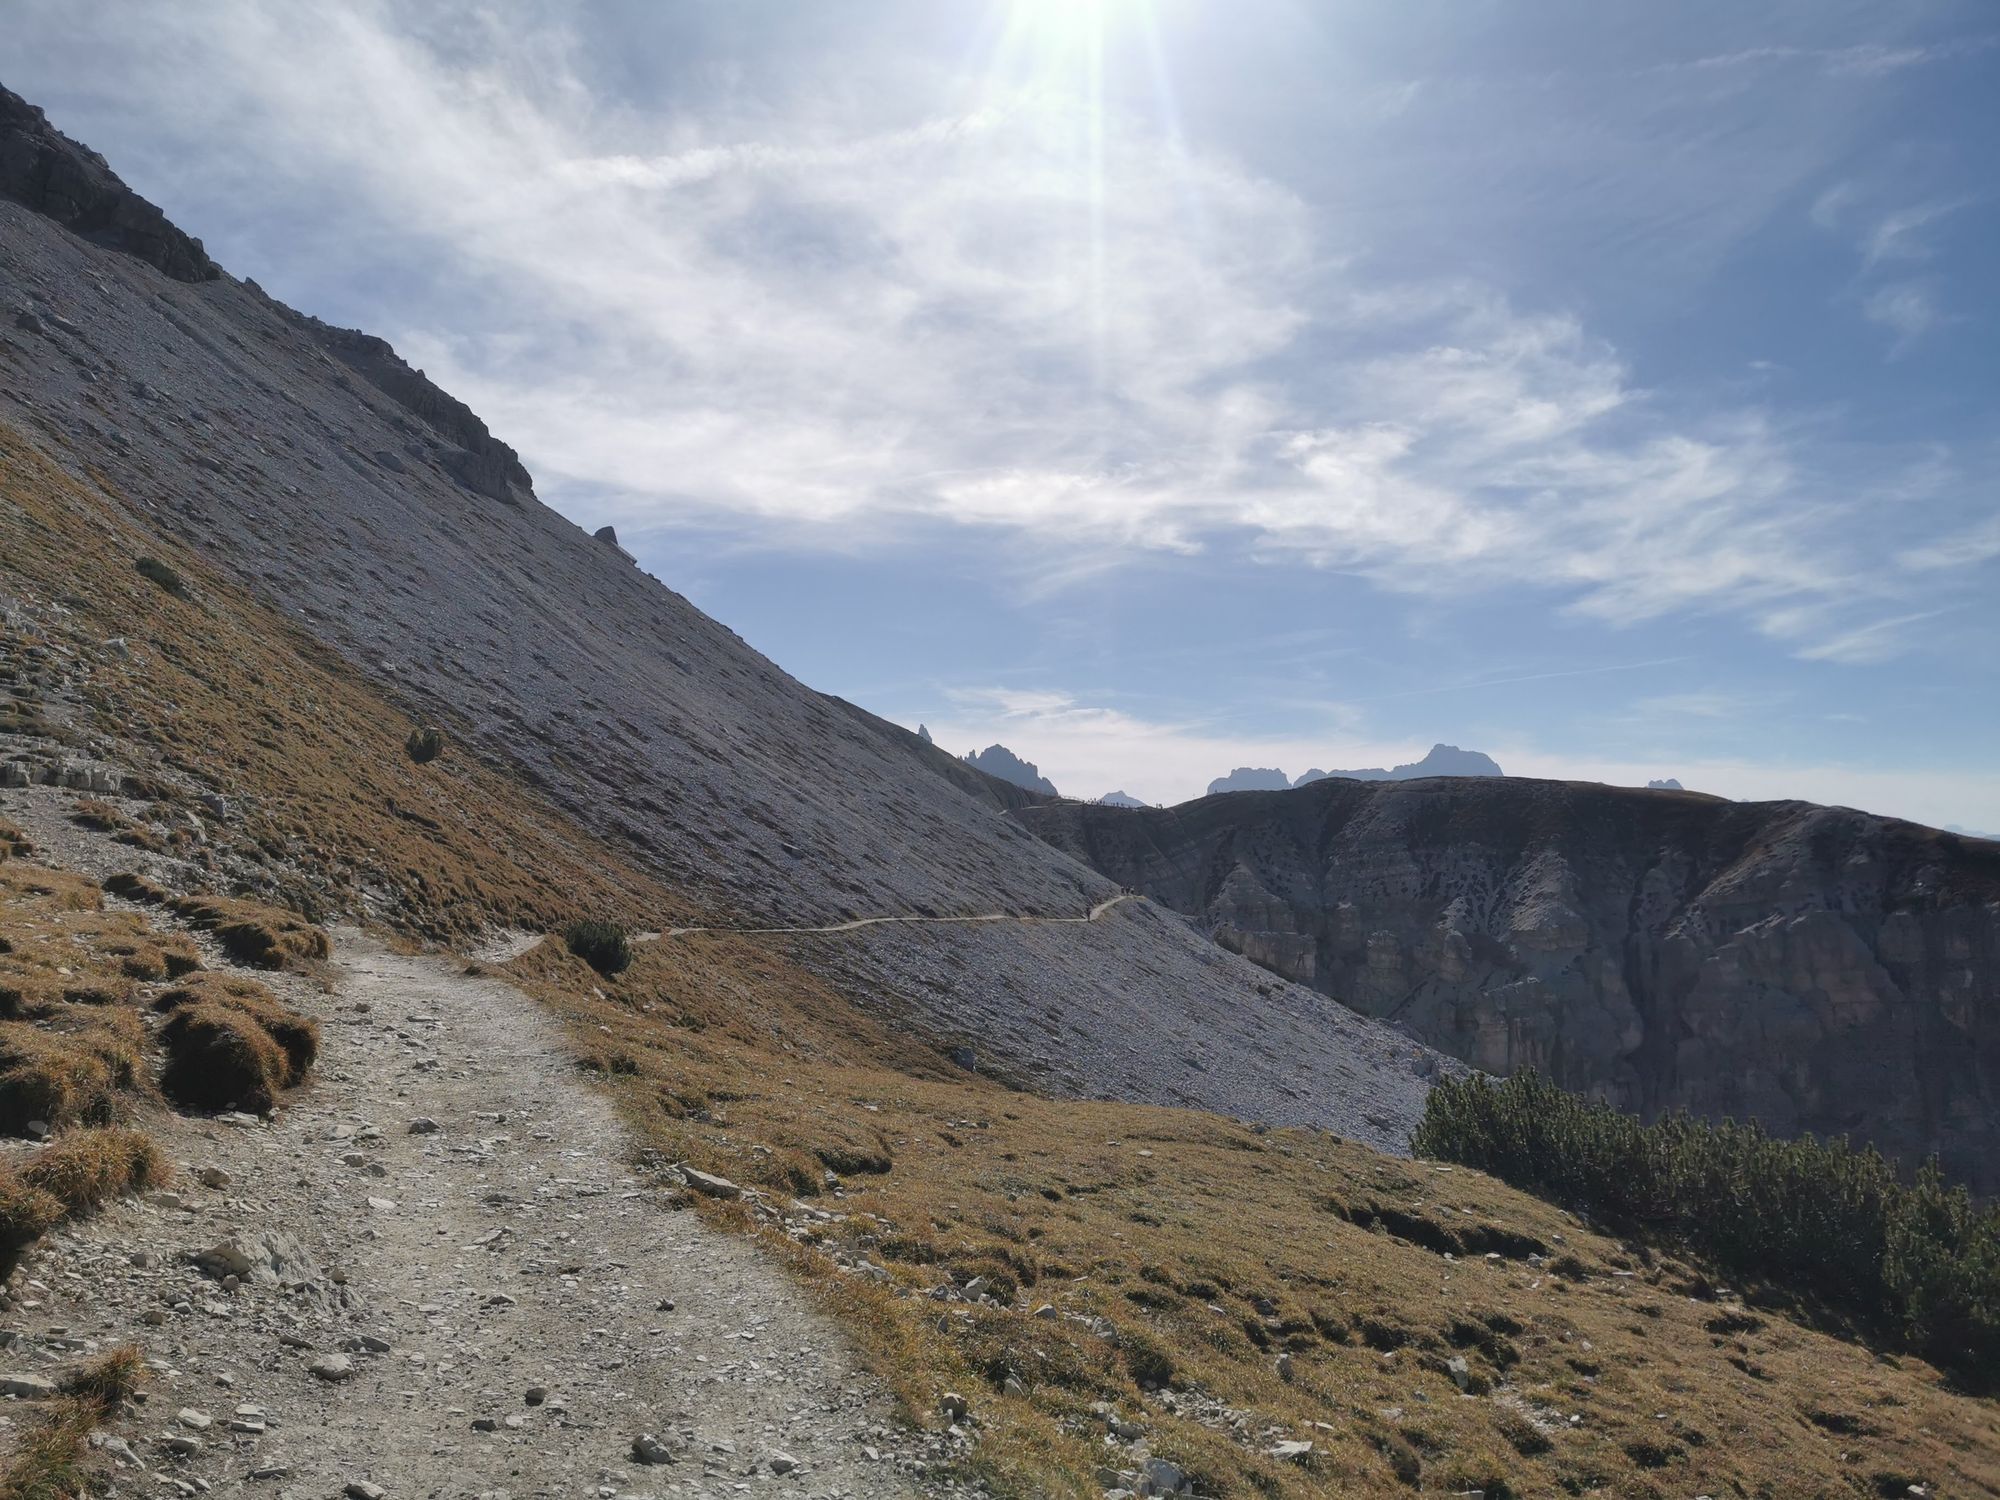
[1792,609,1955,665]
[1898,513,2000,572]
[1861,281,1944,351]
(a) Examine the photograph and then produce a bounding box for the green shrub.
[405,726,445,764]
[1413,1071,2000,1388]
[133,557,186,597]
[564,919,632,977]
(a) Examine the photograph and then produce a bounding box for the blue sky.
[13,1,1999,822]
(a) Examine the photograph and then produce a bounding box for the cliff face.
[0,86,218,282]
[1020,778,2000,1188]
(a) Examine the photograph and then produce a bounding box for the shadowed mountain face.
[1293,743,1503,786]
[0,82,1444,1151]
[963,743,1059,796]
[1019,777,2000,1189]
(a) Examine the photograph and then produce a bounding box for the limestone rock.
[1022,777,2000,1189]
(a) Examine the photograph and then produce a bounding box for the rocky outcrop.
[280,311,537,507]
[0,85,218,283]
[964,743,1058,796]
[1020,777,2000,1189]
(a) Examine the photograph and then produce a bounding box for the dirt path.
[5,929,953,1499]
[659,891,1138,940]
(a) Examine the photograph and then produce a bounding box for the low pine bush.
[1413,1071,2000,1386]
[565,919,632,977]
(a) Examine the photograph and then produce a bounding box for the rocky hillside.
[0,81,1438,1151]
[1020,776,2000,1191]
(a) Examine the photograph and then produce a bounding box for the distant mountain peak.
[1211,744,1504,795]
[1648,777,1684,791]
[963,743,1058,796]
[1097,790,1149,808]
[1206,767,1293,796]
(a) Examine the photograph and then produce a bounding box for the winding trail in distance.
[651,891,1139,941]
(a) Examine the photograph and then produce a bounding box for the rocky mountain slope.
[1020,776,2000,1190]
[0,81,1438,1150]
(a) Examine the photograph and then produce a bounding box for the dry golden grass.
[163,892,329,971]
[1,1127,165,1272]
[0,423,686,944]
[500,934,2000,1499]
[0,819,31,860]
[0,1346,146,1500]
[153,972,318,1112]
[16,1125,168,1212]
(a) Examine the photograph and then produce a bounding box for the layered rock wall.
[1021,778,2000,1188]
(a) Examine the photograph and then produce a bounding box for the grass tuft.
[164,893,330,969]
[0,1349,146,1500]
[153,974,317,1112]
[1,1127,165,1272]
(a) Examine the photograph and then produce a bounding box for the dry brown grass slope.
[503,933,2000,1499]
[0,424,686,942]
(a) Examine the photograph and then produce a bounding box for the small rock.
[1270,1439,1313,1462]
[939,1391,969,1421]
[343,1484,386,1500]
[24,1120,49,1140]
[524,1386,548,1406]
[248,1463,294,1480]
[406,1118,441,1135]
[470,1417,498,1432]
[306,1354,355,1383]
[199,1167,232,1189]
[1276,1353,1295,1383]
[1446,1355,1472,1392]
[680,1168,741,1199]
[631,1432,678,1466]
[176,1408,212,1430]
[768,1452,799,1474]
[195,1242,255,1280]
[161,1433,202,1456]
[0,1373,57,1399]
